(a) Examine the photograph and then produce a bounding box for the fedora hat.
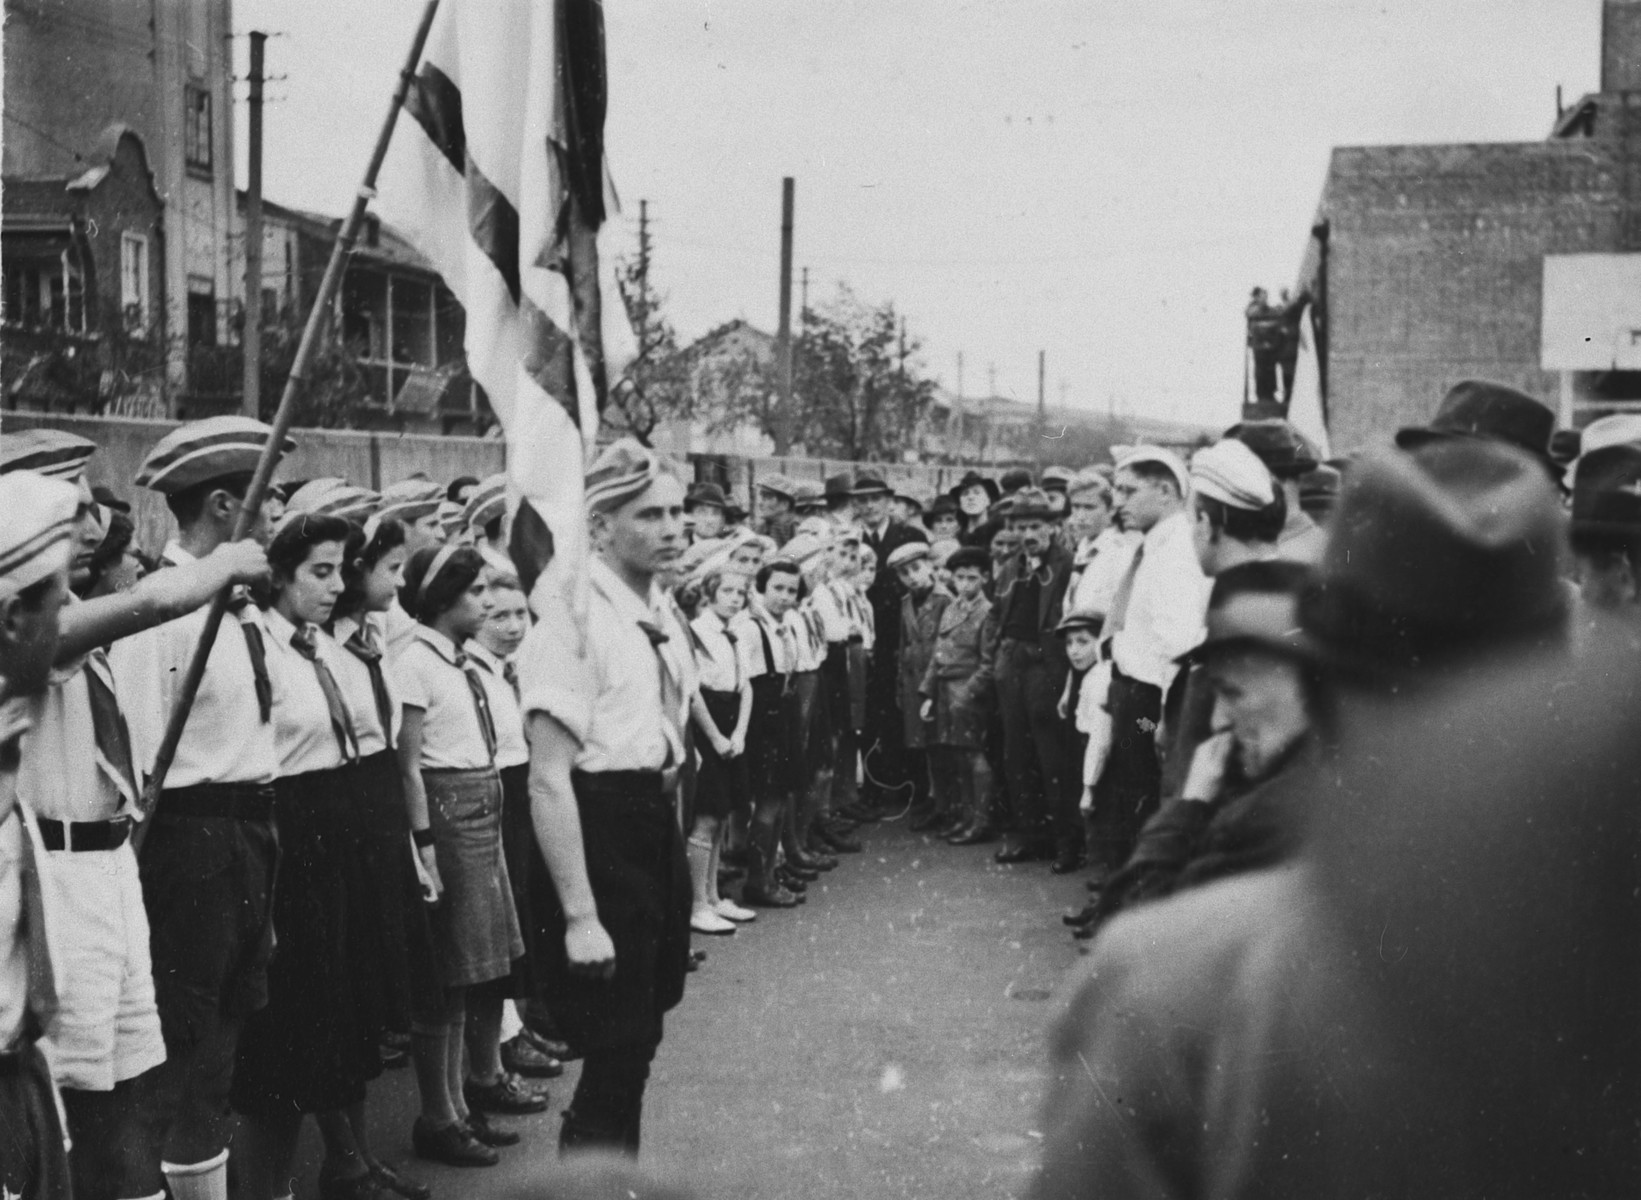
[948,470,1000,505]
[1177,560,1321,665]
[1299,440,1568,680]
[1394,381,1557,469]
[851,471,893,497]
[999,467,1034,495]
[1004,487,1057,521]
[1224,419,1320,479]
[1571,443,1641,536]
[824,472,857,503]
[685,481,729,510]
[755,475,797,501]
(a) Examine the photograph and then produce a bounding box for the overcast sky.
[234,0,1600,427]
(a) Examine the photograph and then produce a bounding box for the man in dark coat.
[978,488,1080,868]
[852,472,928,812]
[1032,439,1613,1200]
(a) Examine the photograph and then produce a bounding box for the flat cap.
[135,416,293,495]
[886,542,931,571]
[0,428,97,482]
[0,471,80,599]
[1114,445,1191,496]
[1191,440,1276,511]
[1041,465,1075,492]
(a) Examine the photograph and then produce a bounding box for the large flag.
[375,0,615,618]
[1287,308,1332,459]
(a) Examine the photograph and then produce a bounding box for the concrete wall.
[1318,137,1637,451]
[3,412,504,553]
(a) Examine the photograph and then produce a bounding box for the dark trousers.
[1091,669,1163,869]
[0,1043,71,1200]
[861,657,910,805]
[929,745,989,826]
[63,1074,163,1200]
[994,640,1080,850]
[560,1035,661,1156]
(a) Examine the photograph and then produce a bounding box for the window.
[184,86,212,172]
[120,232,149,335]
[2,245,88,334]
[187,278,217,347]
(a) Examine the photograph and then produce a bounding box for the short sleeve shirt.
[330,613,401,757]
[396,626,496,771]
[691,610,751,693]
[263,608,352,776]
[466,640,529,770]
[18,662,124,823]
[516,557,686,774]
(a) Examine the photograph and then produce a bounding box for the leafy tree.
[607,245,693,446]
[792,284,937,461]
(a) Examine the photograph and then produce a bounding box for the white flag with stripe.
[375,0,618,621]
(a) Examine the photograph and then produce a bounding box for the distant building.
[3,0,239,405]
[1300,0,1641,449]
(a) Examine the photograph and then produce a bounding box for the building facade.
[1301,0,1641,450]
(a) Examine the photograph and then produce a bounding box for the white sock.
[160,1150,229,1200]
[501,999,523,1042]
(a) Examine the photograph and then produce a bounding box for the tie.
[227,592,274,723]
[1105,543,1147,636]
[722,624,741,691]
[451,647,499,764]
[503,660,520,704]
[85,648,139,812]
[638,618,686,768]
[291,625,360,762]
[343,627,396,743]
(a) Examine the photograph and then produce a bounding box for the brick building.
[3,0,239,404]
[1299,0,1641,451]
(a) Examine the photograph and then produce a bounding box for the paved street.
[292,822,1090,1199]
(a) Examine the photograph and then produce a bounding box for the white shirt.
[397,626,496,771]
[746,606,797,678]
[110,541,280,789]
[331,613,400,757]
[383,600,420,662]
[1066,527,1141,621]
[1109,511,1213,691]
[18,662,125,824]
[466,640,529,770]
[518,557,689,774]
[789,602,826,671]
[691,610,751,694]
[263,608,353,777]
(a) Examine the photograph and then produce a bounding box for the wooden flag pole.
[140,0,441,811]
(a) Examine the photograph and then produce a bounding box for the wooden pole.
[141,0,442,811]
[776,177,795,453]
[242,31,266,418]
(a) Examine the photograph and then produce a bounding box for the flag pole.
[140,0,442,812]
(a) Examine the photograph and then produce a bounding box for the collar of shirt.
[413,624,465,667]
[590,557,657,630]
[262,606,305,648]
[464,639,510,676]
[333,614,362,645]
[160,539,196,566]
[1143,509,1192,553]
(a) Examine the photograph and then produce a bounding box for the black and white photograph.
[0,2,1635,1197]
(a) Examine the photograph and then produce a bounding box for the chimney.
[1603,0,1641,93]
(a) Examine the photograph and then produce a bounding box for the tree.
[607,217,693,447]
[792,284,937,461]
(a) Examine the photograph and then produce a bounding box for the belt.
[158,783,276,823]
[571,769,668,798]
[38,815,132,853]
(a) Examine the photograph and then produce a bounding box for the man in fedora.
[1034,438,1582,1200]
[684,481,731,545]
[754,476,799,548]
[1568,441,1641,616]
[852,472,928,813]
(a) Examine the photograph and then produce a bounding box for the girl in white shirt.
[395,545,525,1167]
[234,513,390,1200]
[686,571,755,933]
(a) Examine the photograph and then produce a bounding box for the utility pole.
[800,266,810,317]
[241,31,267,418]
[1036,350,1047,473]
[634,199,652,351]
[775,178,795,455]
[956,350,964,400]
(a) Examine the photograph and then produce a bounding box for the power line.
[2,111,89,164]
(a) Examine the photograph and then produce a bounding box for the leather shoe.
[464,1072,548,1115]
[774,870,808,893]
[501,1033,563,1079]
[907,808,942,832]
[818,827,863,853]
[994,840,1053,864]
[412,1117,499,1167]
[744,884,801,908]
[1050,851,1086,875]
[782,861,820,882]
[465,1110,521,1147]
[948,823,998,846]
[367,1159,430,1200]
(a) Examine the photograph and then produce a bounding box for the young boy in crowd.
[1055,609,1110,846]
[919,546,996,844]
[890,543,950,828]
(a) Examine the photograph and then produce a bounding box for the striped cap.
[460,473,508,532]
[437,500,465,539]
[1191,440,1276,511]
[377,478,445,524]
[0,471,80,599]
[585,438,669,515]
[0,429,97,482]
[135,416,293,495]
[285,477,381,523]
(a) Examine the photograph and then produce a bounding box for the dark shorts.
[141,788,278,1058]
[539,771,691,1055]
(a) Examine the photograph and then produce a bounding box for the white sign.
[1542,254,1641,371]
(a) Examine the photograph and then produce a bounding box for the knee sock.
[160,1150,229,1200]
